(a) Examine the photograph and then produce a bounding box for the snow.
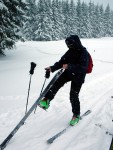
[0,37,113,150]
[0,2,8,10]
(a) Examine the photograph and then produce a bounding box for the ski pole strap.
[29,62,36,75]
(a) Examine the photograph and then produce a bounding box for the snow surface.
[0,37,113,150]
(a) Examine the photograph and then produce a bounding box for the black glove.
[29,62,36,75]
[45,70,50,78]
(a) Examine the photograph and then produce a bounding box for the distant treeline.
[0,0,113,55]
[23,0,113,40]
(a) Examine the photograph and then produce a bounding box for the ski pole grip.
[29,62,36,75]
[45,70,50,78]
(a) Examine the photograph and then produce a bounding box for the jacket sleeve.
[68,50,89,74]
[50,52,68,72]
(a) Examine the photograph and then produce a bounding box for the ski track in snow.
[0,38,113,150]
[35,71,113,150]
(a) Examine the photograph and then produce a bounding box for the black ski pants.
[45,71,83,116]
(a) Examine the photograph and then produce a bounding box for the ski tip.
[86,110,92,113]
[47,139,53,144]
[80,109,91,120]
[79,116,82,120]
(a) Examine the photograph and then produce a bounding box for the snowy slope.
[0,38,113,150]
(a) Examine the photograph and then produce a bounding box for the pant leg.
[45,71,71,100]
[70,81,83,116]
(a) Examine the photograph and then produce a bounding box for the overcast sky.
[80,0,113,10]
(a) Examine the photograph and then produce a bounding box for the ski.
[95,124,113,136]
[47,110,91,144]
[0,69,64,150]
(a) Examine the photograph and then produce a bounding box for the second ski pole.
[25,62,36,114]
[34,69,50,113]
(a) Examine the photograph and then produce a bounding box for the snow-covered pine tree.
[51,0,65,40]
[80,2,90,38]
[67,0,77,36]
[99,5,105,37]
[33,0,53,41]
[0,0,26,55]
[111,11,113,36]
[104,4,113,37]
[88,1,95,38]
[62,0,73,37]
[76,0,83,37]
[93,4,102,38]
[23,0,37,40]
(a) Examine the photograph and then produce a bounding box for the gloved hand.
[45,67,52,72]
[45,67,51,78]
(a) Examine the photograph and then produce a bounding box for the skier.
[39,35,89,126]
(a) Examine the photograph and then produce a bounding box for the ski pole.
[40,70,50,94]
[0,69,63,150]
[25,62,36,114]
[34,69,50,113]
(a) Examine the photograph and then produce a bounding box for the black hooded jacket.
[50,35,89,83]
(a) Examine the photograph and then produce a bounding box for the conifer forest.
[0,0,113,54]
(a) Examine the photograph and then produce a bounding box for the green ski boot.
[70,115,80,126]
[39,98,50,110]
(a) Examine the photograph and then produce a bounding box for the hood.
[65,35,83,49]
